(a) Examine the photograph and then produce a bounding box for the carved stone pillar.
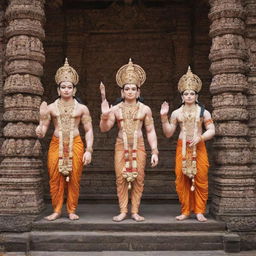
[243,0,256,247]
[244,0,256,193]
[209,0,256,231]
[0,0,45,231]
[0,2,5,160]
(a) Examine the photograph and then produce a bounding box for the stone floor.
[1,203,253,254]
[36,203,208,224]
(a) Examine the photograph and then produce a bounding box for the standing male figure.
[99,59,158,222]
[36,58,94,221]
[160,67,215,222]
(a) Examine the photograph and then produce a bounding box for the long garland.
[55,99,77,182]
[181,104,200,191]
[119,102,141,189]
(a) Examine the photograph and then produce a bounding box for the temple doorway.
[42,0,211,201]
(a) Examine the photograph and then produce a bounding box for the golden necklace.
[121,102,140,143]
[181,104,200,191]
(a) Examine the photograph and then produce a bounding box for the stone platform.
[1,204,240,253]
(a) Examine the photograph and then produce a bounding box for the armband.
[145,117,154,126]
[40,113,51,121]
[204,119,213,127]
[82,115,92,124]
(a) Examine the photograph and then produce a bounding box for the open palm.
[160,101,169,116]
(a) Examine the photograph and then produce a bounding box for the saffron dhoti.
[47,135,84,214]
[175,139,209,215]
[114,137,146,214]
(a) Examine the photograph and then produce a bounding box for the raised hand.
[101,99,112,116]
[99,81,106,102]
[160,101,169,116]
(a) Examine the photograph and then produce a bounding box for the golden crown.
[116,58,146,88]
[178,66,202,93]
[55,58,79,86]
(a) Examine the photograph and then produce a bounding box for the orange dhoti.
[175,139,209,215]
[114,137,146,214]
[47,135,84,214]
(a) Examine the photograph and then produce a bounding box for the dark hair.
[113,96,144,106]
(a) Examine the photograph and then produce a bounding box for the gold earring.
[73,88,77,97]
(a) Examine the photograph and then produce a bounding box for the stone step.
[8,251,255,256]
[33,220,225,232]
[28,231,227,251]
[1,204,240,253]
[2,231,240,253]
[32,204,225,232]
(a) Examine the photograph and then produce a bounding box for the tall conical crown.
[178,66,202,93]
[55,58,79,86]
[116,58,146,88]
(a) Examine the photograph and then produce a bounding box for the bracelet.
[200,135,205,142]
[151,148,159,155]
[101,114,109,120]
[161,115,168,124]
[86,147,93,153]
[40,113,51,121]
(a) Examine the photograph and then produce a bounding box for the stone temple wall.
[0,1,6,163]
[42,0,212,201]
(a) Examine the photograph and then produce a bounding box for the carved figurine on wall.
[160,67,215,222]
[35,58,94,221]
[99,59,159,222]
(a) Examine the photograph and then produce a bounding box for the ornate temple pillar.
[243,0,256,248]
[209,0,256,231]
[244,0,256,194]
[0,0,45,231]
[0,2,5,158]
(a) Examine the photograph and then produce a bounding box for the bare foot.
[175,214,189,221]
[44,212,61,221]
[196,213,207,222]
[131,213,145,222]
[69,213,79,220]
[113,213,127,222]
